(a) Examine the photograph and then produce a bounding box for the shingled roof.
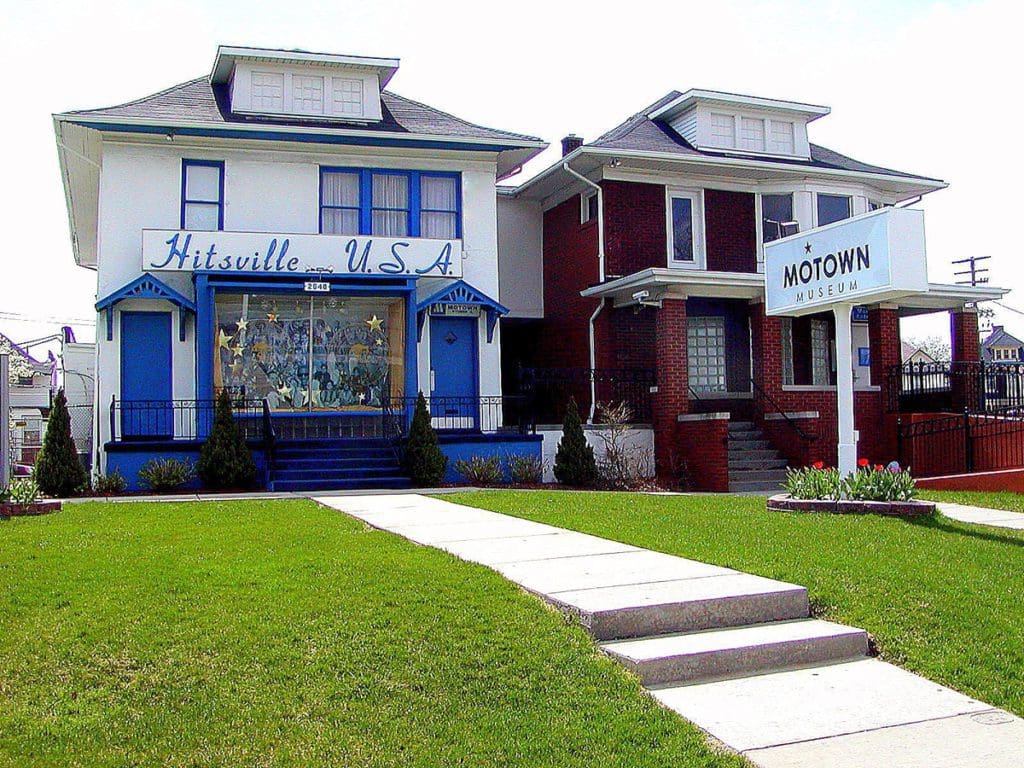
[586,91,942,183]
[982,325,1024,358]
[62,76,543,145]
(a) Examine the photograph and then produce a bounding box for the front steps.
[727,421,790,493]
[269,438,411,492]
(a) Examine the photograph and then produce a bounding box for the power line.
[994,301,1024,317]
[0,311,95,327]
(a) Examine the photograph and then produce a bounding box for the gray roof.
[63,76,543,145]
[983,326,1024,349]
[588,91,942,183]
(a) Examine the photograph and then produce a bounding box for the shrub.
[7,478,40,505]
[454,455,504,485]
[553,397,597,487]
[593,401,653,489]
[402,392,448,486]
[507,454,545,485]
[93,469,128,495]
[783,460,916,502]
[33,389,88,498]
[197,390,258,490]
[0,485,8,503]
[138,458,196,492]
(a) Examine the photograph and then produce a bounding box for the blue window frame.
[181,159,224,230]
[319,168,462,239]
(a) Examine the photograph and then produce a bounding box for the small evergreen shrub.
[402,392,448,486]
[33,389,88,498]
[197,390,258,490]
[553,396,597,487]
[507,454,545,485]
[138,458,196,492]
[93,469,128,495]
[454,455,504,485]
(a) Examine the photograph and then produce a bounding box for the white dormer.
[210,46,400,123]
[649,89,830,160]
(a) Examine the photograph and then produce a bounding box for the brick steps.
[728,421,791,493]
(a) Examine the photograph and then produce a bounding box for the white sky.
[1,0,1020,357]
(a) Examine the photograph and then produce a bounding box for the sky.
[1,0,1020,357]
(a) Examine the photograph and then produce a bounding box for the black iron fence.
[897,410,1024,477]
[109,396,266,442]
[385,395,534,437]
[886,362,1024,414]
[518,367,655,425]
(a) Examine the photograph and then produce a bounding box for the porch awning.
[96,273,197,341]
[581,268,1009,314]
[415,278,509,343]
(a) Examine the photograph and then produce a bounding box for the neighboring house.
[59,326,96,470]
[54,46,547,490]
[982,325,1024,364]
[901,342,938,365]
[498,88,1006,489]
[1,333,54,470]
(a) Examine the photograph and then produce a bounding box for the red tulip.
[875,464,884,471]
[858,458,870,467]
[812,461,825,470]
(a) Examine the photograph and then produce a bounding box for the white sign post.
[764,208,929,475]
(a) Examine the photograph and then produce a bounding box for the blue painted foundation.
[438,433,543,483]
[105,441,268,492]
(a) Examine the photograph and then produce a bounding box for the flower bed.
[767,494,934,517]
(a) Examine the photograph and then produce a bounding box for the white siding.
[667,106,699,146]
[496,195,543,318]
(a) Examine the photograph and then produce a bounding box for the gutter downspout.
[563,161,606,423]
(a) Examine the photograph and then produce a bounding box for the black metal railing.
[110,395,266,442]
[897,409,1024,477]
[749,377,817,443]
[518,366,655,425]
[886,361,1024,414]
[261,399,275,476]
[385,395,534,438]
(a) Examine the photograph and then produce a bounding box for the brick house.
[498,89,1006,490]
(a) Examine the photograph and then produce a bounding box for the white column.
[833,303,857,475]
[1,354,9,485]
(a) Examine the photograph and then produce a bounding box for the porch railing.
[897,409,1024,477]
[385,395,535,438]
[518,366,655,425]
[109,395,266,442]
[886,361,1024,414]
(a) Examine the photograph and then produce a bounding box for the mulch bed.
[1,501,62,519]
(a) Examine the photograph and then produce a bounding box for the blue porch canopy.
[96,273,197,341]
[415,279,509,343]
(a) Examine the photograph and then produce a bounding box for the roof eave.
[648,89,832,123]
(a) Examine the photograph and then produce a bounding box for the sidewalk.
[315,493,1024,768]
[938,502,1024,530]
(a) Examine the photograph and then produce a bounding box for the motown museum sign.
[764,207,929,473]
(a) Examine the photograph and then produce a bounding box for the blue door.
[121,312,173,439]
[429,315,479,430]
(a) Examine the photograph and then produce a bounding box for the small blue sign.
[858,347,871,366]
[852,306,869,323]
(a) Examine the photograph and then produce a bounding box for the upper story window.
[320,169,461,239]
[581,190,598,224]
[181,160,224,231]
[817,193,851,227]
[761,193,795,244]
[709,113,736,147]
[994,347,1019,361]
[332,78,364,116]
[769,121,795,154]
[669,192,705,267]
[706,113,798,157]
[250,72,284,111]
[291,75,324,115]
[739,117,765,152]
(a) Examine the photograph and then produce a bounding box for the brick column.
[653,299,688,481]
[868,305,901,461]
[868,306,900,403]
[951,308,981,412]
[750,301,783,404]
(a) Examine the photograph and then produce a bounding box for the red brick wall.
[603,181,666,277]
[677,418,730,491]
[917,468,1024,492]
[704,189,757,273]
[951,310,980,363]
[653,299,689,480]
[609,307,656,371]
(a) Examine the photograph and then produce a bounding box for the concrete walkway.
[314,493,1024,768]
[938,502,1024,530]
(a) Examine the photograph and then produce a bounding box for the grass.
[0,499,746,768]
[920,488,1024,513]
[444,490,1024,717]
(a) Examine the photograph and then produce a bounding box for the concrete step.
[728,468,791,483]
[273,465,402,481]
[726,448,783,462]
[270,476,412,492]
[545,573,809,641]
[728,421,756,432]
[602,619,869,686]
[729,457,789,470]
[728,439,770,450]
[729,480,787,493]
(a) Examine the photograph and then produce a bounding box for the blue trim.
[71,121,526,154]
[319,168,461,238]
[120,311,174,438]
[181,159,225,230]
[415,279,508,344]
[195,273,214,408]
[96,273,197,342]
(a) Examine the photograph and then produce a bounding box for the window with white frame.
[420,175,459,239]
[669,193,702,266]
[181,160,223,231]
[811,318,831,385]
[687,316,727,392]
[739,117,765,152]
[250,71,284,112]
[817,193,852,227]
[581,190,598,224]
[761,193,795,244]
[769,120,795,155]
[331,77,363,116]
[781,317,795,385]
[291,74,324,114]
[709,112,736,148]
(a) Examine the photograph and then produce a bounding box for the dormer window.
[332,78,363,116]
[291,75,324,114]
[709,113,736,147]
[250,72,284,111]
[769,120,795,154]
[739,117,765,152]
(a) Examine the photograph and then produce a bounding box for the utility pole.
[953,256,995,336]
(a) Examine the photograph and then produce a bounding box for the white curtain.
[321,172,359,234]
[371,173,409,236]
[420,176,458,239]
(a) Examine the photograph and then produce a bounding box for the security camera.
[632,290,650,302]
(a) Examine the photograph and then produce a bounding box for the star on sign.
[276,382,292,400]
[229,360,244,376]
[365,315,384,333]
[267,312,279,324]
[804,242,813,254]
[231,345,244,358]
[217,329,234,350]
[357,391,366,403]
[236,317,249,332]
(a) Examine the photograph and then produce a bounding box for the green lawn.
[920,488,1024,513]
[0,499,745,768]
[445,490,1024,717]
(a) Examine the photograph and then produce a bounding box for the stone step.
[728,421,756,432]
[728,439,770,451]
[730,480,787,493]
[602,619,869,686]
[726,448,783,462]
[545,573,809,641]
[728,468,791,483]
[729,457,789,470]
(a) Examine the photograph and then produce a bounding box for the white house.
[54,46,546,490]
